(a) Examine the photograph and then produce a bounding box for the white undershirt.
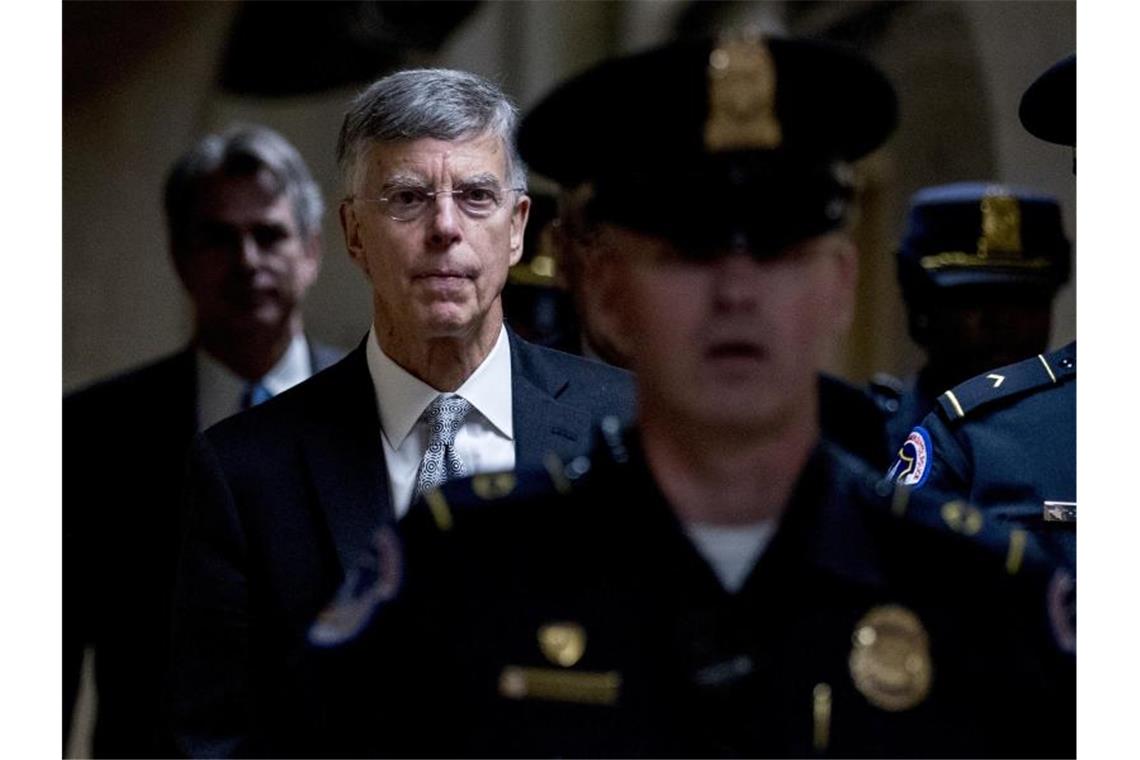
[196,334,313,431]
[684,521,777,593]
[365,324,515,519]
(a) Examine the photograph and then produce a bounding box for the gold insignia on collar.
[940,500,984,535]
[849,605,932,711]
[472,472,516,500]
[538,621,586,667]
[705,32,782,152]
[498,666,620,705]
[977,191,1022,259]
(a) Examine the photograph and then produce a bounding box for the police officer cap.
[1019,54,1075,146]
[518,33,897,258]
[898,182,1071,298]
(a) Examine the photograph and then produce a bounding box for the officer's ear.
[588,230,638,361]
[827,234,858,333]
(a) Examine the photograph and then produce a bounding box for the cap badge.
[538,621,587,667]
[978,190,1023,259]
[849,605,933,711]
[706,33,782,152]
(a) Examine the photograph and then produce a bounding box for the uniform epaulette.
[935,341,1076,423]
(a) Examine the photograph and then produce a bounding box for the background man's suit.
[169,331,636,757]
[63,340,342,758]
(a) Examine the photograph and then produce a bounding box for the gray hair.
[336,68,527,194]
[164,123,325,247]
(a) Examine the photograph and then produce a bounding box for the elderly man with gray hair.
[64,124,341,757]
[168,69,634,756]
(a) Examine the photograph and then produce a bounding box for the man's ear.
[508,194,531,267]
[340,199,370,276]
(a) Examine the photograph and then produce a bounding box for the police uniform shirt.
[887,341,1076,566]
[316,434,1074,758]
[196,332,313,431]
[366,323,515,518]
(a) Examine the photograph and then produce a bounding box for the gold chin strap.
[705,31,782,152]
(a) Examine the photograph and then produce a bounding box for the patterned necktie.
[240,382,273,410]
[413,395,472,499]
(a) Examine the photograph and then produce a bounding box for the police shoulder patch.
[886,426,932,490]
[308,524,404,647]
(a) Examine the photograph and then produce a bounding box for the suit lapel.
[508,332,595,471]
[300,343,393,573]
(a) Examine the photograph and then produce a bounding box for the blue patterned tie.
[413,395,472,499]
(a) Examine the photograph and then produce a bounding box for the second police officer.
[887,54,1077,570]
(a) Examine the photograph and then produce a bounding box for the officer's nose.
[711,252,759,312]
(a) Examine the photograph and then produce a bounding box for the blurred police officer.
[877,182,1072,448]
[315,34,1074,758]
[886,55,1077,569]
[63,124,341,756]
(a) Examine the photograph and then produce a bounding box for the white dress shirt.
[366,323,515,519]
[196,334,313,432]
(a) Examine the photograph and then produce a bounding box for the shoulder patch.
[935,345,1076,423]
[885,426,932,489]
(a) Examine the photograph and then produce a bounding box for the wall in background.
[63,1,1076,392]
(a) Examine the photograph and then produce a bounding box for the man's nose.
[426,193,463,249]
[235,234,261,270]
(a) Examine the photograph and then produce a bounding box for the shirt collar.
[365,324,514,450]
[195,333,312,429]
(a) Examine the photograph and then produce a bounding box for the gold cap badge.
[849,605,933,711]
[538,622,586,667]
[978,190,1023,259]
[705,32,782,152]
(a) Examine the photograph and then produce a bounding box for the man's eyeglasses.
[349,184,526,222]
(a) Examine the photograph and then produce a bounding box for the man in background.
[64,124,341,756]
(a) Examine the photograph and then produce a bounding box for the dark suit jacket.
[63,340,342,758]
[169,332,636,757]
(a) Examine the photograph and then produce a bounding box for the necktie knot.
[423,395,472,449]
[413,395,473,500]
[241,382,273,410]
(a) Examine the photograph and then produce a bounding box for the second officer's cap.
[517,33,897,258]
[897,182,1071,298]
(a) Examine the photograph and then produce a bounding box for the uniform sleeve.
[168,435,254,758]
